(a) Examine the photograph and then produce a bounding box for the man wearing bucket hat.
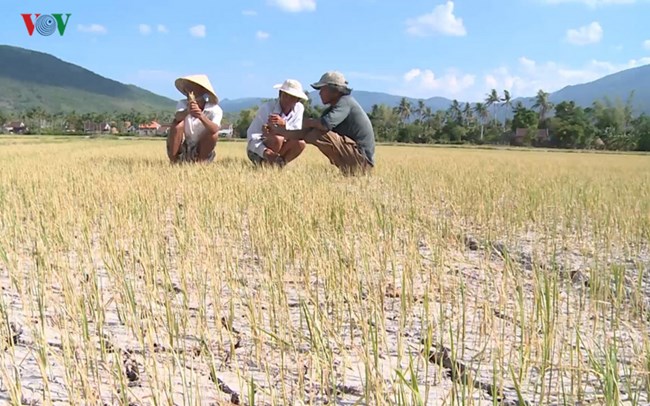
[246,79,308,167]
[267,71,376,175]
[167,74,223,163]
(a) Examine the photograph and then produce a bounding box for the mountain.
[220,97,266,114]
[549,64,650,113]
[0,45,175,113]
[309,91,454,113]
[220,91,455,114]
[221,65,650,116]
[2,44,649,117]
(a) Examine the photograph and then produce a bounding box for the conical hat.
[174,74,219,104]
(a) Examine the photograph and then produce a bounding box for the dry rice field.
[0,137,649,405]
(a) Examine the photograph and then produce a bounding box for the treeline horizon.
[2,89,650,151]
[232,89,650,152]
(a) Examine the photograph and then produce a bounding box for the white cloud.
[77,24,107,34]
[484,74,499,89]
[406,1,466,37]
[643,39,650,50]
[519,56,536,72]
[268,0,316,12]
[189,25,206,38]
[400,68,475,98]
[256,30,270,40]
[243,10,258,16]
[480,56,650,99]
[566,21,603,45]
[390,55,650,102]
[138,23,167,34]
[404,69,421,82]
[139,24,151,35]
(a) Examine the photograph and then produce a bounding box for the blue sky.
[2,0,650,102]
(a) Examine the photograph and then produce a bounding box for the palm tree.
[26,107,49,134]
[394,97,412,125]
[370,103,399,139]
[416,100,426,124]
[462,103,473,127]
[422,106,433,122]
[427,110,447,136]
[501,90,512,128]
[448,99,462,124]
[473,102,489,140]
[422,106,433,137]
[303,96,323,119]
[512,101,525,112]
[485,89,500,127]
[64,111,78,132]
[532,89,553,124]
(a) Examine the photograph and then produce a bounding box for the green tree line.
[0,108,175,135]
[2,88,649,151]
[233,89,650,152]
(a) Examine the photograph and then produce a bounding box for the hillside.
[222,65,650,116]
[309,91,453,113]
[0,45,175,113]
[220,97,267,114]
[549,64,650,113]
[2,44,649,117]
[220,91,455,114]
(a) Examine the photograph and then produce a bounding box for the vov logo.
[21,14,72,36]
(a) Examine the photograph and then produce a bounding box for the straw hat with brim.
[273,79,308,101]
[310,71,352,94]
[175,74,219,104]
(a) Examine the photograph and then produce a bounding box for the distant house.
[3,121,28,134]
[64,122,78,133]
[511,128,550,146]
[156,124,171,136]
[218,124,234,138]
[138,121,160,136]
[84,121,111,134]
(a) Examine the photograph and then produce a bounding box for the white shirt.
[175,99,223,144]
[247,99,304,157]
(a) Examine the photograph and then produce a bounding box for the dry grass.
[0,136,649,405]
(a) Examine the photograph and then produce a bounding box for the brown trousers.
[302,129,370,175]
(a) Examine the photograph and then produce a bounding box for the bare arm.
[303,118,327,132]
[189,101,220,133]
[173,99,189,124]
[173,111,188,124]
[270,117,326,141]
[198,113,220,134]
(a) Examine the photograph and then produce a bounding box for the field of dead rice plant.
[0,137,649,405]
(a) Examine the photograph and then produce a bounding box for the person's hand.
[266,124,283,136]
[189,101,202,118]
[268,114,286,127]
[304,118,320,128]
[263,148,278,161]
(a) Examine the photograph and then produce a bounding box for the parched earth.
[1,209,649,405]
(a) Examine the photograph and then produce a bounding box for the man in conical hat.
[167,74,223,163]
